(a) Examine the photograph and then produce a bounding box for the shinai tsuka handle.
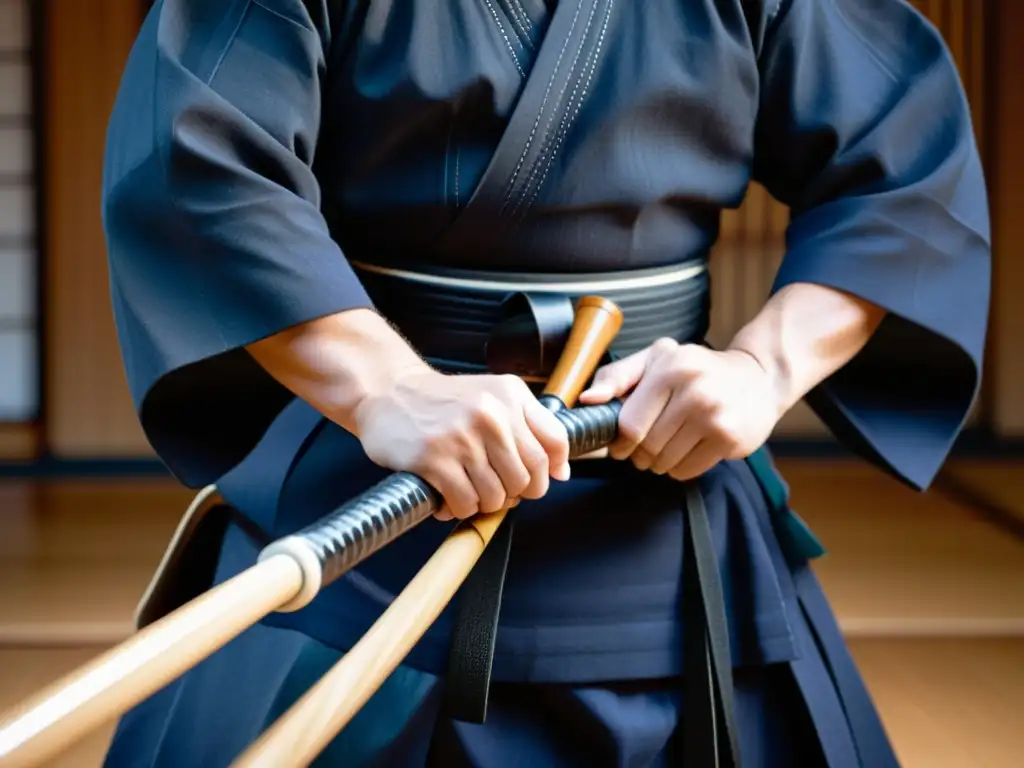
[258,400,622,607]
[259,294,625,612]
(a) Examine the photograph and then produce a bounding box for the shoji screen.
[0,0,37,456]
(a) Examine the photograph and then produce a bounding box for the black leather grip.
[298,471,440,586]
[553,400,621,456]
[288,400,622,588]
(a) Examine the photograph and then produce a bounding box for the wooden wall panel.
[43,0,150,457]
[709,0,990,437]
[0,422,37,461]
[989,0,1024,435]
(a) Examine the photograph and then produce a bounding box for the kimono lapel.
[439,0,617,256]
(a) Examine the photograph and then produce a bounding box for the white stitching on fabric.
[515,0,612,219]
[504,0,598,212]
[482,0,525,76]
[500,0,584,207]
[503,0,535,49]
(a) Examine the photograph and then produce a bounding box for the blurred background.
[0,0,1021,765]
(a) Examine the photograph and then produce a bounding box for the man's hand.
[247,308,570,522]
[575,282,887,479]
[354,368,571,521]
[577,339,784,480]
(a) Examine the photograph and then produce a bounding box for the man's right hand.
[247,308,571,521]
[352,368,571,521]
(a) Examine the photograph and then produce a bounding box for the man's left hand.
[577,338,785,481]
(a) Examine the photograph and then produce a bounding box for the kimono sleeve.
[102,0,372,488]
[752,0,991,490]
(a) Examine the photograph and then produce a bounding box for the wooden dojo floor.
[0,459,1022,767]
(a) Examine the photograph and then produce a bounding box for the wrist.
[724,283,886,421]
[247,307,433,435]
[724,341,796,421]
[324,316,434,434]
[346,358,439,438]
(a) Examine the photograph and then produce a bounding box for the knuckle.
[469,393,504,429]
[652,337,678,355]
[712,417,741,449]
[690,382,720,412]
[724,438,744,459]
[477,488,505,514]
[422,432,449,454]
[413,443,445,475]
[424,429,467,462]
[428,474,476,519]
[667,353,693,379]
[508,470,533,497]
[617,418,644,445]
[498,374,530,400]
[521,474,550,500]
[521,445,548,472]
[449,493,480,519]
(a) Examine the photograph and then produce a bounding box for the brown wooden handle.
[541,296,624,407]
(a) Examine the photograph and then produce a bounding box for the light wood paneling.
[788,460,1024,636]
[0,647,117,768]
[0,422,38,460]
[848,638,1024,768]
[2,461,1022,646]
[0,478,188,644]
[943,461,1024,524]
[43,0,152,457]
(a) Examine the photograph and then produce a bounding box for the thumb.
[578,349,651,404]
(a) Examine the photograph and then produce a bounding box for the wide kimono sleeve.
[102,0,372,488]
[751,0,991,490]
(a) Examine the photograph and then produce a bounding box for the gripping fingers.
[471,399,532,507]
[511,416,552,500]
[424,462,480,520]
[523,400,570,483]
[667,439,722,482]
[649,420,704,475]
[465,448,510,514]
[610,375,672,461]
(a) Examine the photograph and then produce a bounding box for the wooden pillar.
[42,0,151,457]
[989,0,1024,435]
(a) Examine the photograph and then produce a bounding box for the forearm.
[245,308,430,434]
[727,282,887,418]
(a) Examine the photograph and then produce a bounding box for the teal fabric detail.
[744,446,827,562]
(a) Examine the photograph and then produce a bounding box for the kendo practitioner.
[100,0,989,765]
